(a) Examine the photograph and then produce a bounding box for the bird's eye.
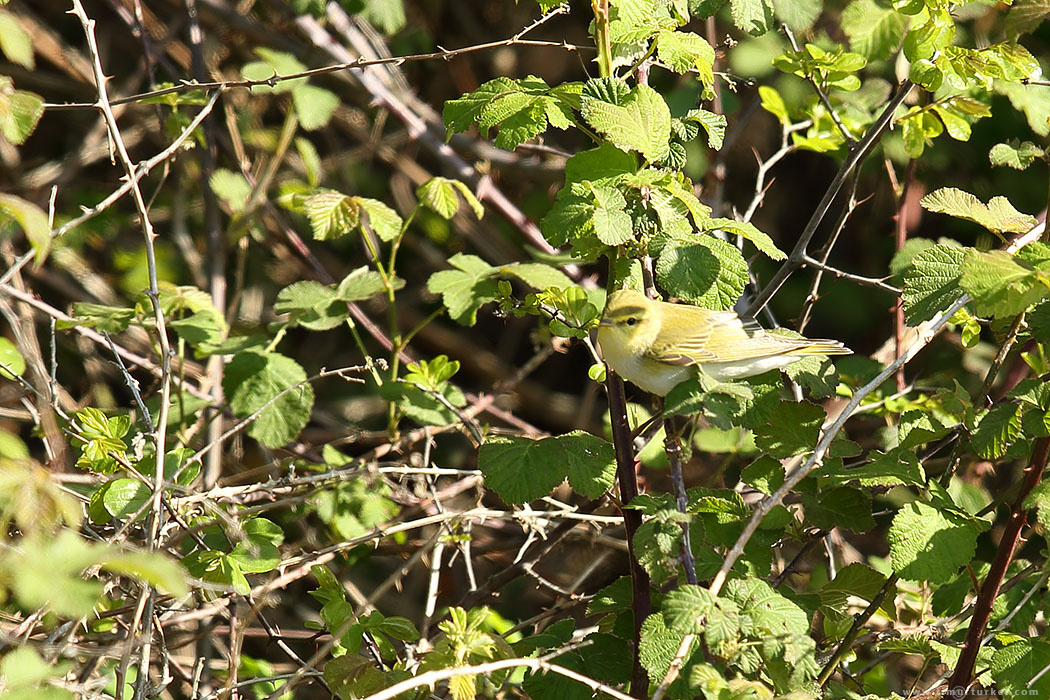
[625,317,638,326]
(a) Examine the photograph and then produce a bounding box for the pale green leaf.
[581,84,672,163]
[223,351,313,448]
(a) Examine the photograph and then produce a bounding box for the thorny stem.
[592,0,614,79]
[948,437,1050,693]
[605,370,652,699]
[893,160,917,392]
[747,80,915,317]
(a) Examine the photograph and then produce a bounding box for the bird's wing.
[643,303,721,365]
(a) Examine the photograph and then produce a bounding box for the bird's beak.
[598,318,613,327]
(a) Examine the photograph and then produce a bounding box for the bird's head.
[598,289,661,354]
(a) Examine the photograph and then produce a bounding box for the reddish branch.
[606,372,652,699]
[948,436,1050,693]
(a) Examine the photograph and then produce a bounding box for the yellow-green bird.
[597,289,851,396]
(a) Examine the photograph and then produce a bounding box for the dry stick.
[948,436,1050,692]
[356,647,638,700]
[664,415,698,585]
[298,5,581,277]
[184,0,227,491]
[893,160,918,392]
[70,4,176,698]
[746,80,915,318]
[1,90,222,287]
[0,283,211,401]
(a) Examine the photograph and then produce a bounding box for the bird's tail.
[789,339,852,356]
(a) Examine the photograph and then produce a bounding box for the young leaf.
[427,253,499,325]
[921,187,1037,236]
[581,83,672,163]
[901,243,967,325]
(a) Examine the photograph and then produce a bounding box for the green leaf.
[970,402,1022,459]
[0,193,50,265]
[0,10,34,69]
[731,0,775,35]
[98,477,151,522]
[898,409,952,449]
[588,182,633,245]
[100,550,189,596]
[656,30,715,89]
[819,563,888,612]
[821,447,925,487]
[417,177,484,220]
[741,455,784,495]
[990,140,1045,170]
[901,243,967,325]
[753,401,825,458]
[961,249,1049,318]
[0,337,25,379]
[302,191,359,240]
[478,432,616,503]
[990,639,1050,698]
[427,253,498,325]
[655,234,749,310]
[581,83,672,163]
[242,48,306,94]
[888,501,980,584]
[773,0,822,32]
[0,77,44,146]
[803,487,875,532]
[210,169,251,213]
[921,187,1038,236]
[229,517,284,573]
[357,198,403,242]
[275,281,344,331]
[683,109,727,150]
[564,143,637,185]
[1024,481,1050,531]
[1005,0,1050,39]
[759,85,789,125]
[663,586,717,633]
[57,302,135,333]
[223,351,314,448]
[336,266,390,301]
[638,612,699,681]
[706,218,786,260]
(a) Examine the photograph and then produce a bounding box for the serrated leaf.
[822,447,925,487]
[990,140,1045,170]
[731,0,775,35]
[921,187,1037,236]
[0,11,34,69]
[990,639,1050,698]
[564,143,637,185]
[655,234,749,310]
[275,280,345,331]
[706,218,786,260]
[417,177,483,220]
[819,563,887,611]
[901,243,967,325]
[581,84,672,163]
[683,108,727,150]
[0,77,44,146]
[478,432,616,502]
[656,30,715,89]
[970,402,1022,459]
[888,501,979,584]
[960,249,1048,318]
[842,0,905,60]
[427,253,498,325]
[223,351,313,448]
[753,401,825,458]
